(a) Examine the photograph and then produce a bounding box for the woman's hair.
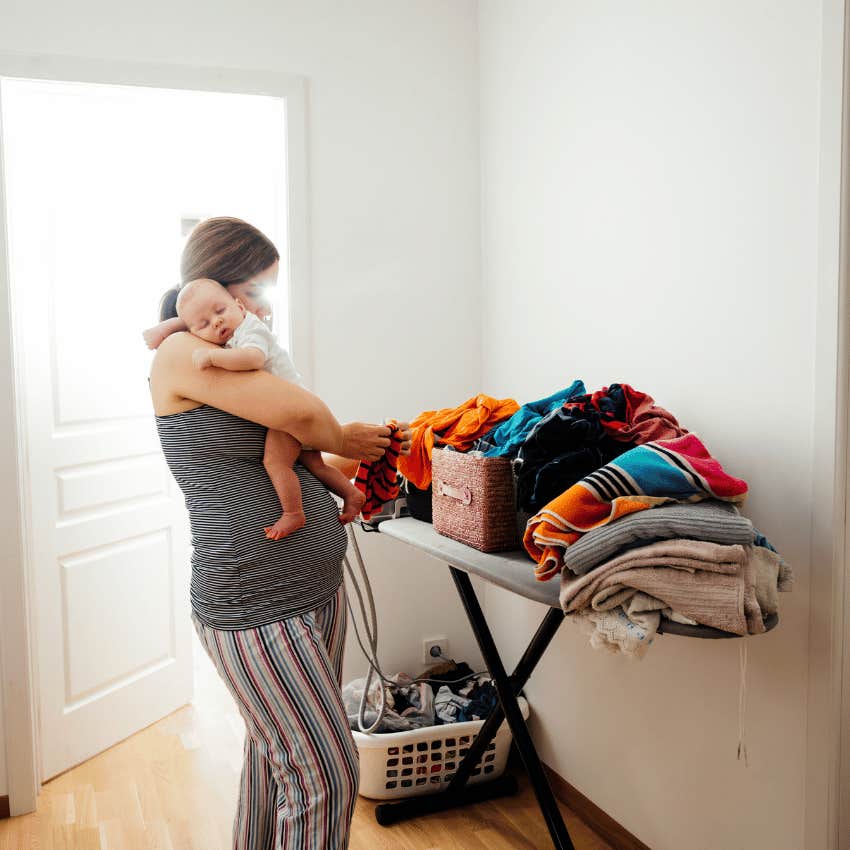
[158,217,280,320]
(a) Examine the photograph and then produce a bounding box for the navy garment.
[456,682,499,723]
[515,403,632,513]
[426,662,476,692]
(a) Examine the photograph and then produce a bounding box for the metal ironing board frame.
[366,516,777,850]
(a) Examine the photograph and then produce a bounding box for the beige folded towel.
[561,539,745,606]
[560,539,761,636]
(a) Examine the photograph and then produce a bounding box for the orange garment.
[398,394,520,490]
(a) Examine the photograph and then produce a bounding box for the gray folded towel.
[563,500,755,575]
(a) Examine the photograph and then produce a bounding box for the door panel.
[1,82,184,781]
[2,75,287,781]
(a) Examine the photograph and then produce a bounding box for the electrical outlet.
[422,636,449,664]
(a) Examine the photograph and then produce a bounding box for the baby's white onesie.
[227,312,303,387]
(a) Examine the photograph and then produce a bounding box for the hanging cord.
[343,524,386,733]
[342,522,488,733]
[737,639,749,767]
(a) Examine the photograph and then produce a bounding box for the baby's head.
[177,278,246,345]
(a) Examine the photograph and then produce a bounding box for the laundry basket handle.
[435,478,472,506]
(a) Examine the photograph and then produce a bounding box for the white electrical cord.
[737,639,749,767]
[343,524,387,733]
[342,520,489,734]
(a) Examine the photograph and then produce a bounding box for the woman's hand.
[339,422,392,461]
[394,421,412,455]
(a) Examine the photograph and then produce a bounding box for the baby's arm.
[193,346,266,371]
[143,317,187,350]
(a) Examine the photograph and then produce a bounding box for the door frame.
[803,1,848,847]
[0,51,311,816]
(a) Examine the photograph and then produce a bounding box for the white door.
[0,77,287,780]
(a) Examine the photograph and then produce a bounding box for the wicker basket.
[431,448,521,552]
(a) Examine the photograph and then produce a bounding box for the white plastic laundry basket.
[352,697,529,800]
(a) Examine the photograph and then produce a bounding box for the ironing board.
[371,516,777,850]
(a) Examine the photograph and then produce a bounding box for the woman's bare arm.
[151,332,391,458]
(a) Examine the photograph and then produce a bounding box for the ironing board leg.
[445,598,565,793]
[449,567,575,850]
[373,567,573,850]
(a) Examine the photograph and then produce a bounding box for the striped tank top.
[156,405,348,630]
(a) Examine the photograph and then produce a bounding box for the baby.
[174,277,365,539]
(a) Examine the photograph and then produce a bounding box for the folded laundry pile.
[520,417,792,657]
[523,433,750,579]
[401,381,793,657]
[561,534,791,657]
[343,661,500,733]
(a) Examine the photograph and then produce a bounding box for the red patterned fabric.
[356,420,404,520]
[565,384,686,444]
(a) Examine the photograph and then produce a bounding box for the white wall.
[479,2,829,849]
[0,0,482,797]
[1,0,480,432]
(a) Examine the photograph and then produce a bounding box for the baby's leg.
[299,450,366,524]
[263,430,307,540]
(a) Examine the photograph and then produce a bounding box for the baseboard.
[0,796,9,819]
[504,744,648,848]
[539,761,650,850]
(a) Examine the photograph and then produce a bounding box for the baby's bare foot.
[264,510,306,540]
[339,489,367,524]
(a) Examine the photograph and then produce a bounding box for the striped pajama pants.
[192,583,359,849]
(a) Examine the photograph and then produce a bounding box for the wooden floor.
[0,636,610,850]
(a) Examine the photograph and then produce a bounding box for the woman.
[149,217,406,849]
